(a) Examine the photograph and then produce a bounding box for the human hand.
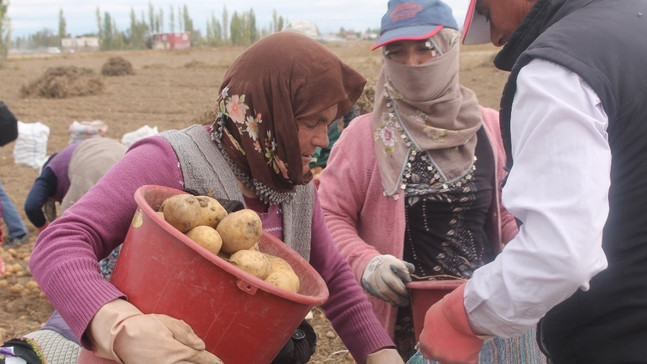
[89,299,222,364]
[419,282,484,364]
[361,254,414,307]
[366,348,404,363]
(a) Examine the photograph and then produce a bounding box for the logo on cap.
[391,3,423,22]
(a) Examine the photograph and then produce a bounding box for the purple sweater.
[29,133,394,363]
[46,142,77,202]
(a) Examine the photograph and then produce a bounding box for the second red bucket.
[407,279,465,341]
[109,185,329,364]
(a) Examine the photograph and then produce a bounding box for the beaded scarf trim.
[376,88,477,197]
[210,117,295,205]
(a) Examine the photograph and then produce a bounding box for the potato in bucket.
[217,208,263,253]
[110,185,330,364]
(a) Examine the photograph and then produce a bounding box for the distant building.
[151,33,191,50]
[61,37,100,53]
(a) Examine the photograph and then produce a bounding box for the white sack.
[68,120,108,144]
[13,121,50,169]
[121,125,159,147]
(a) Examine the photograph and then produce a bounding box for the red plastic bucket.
[106,185,329,364]
[407,279,464,341]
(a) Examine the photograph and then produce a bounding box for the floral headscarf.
[212,32,366,204]
[372,29,483,196]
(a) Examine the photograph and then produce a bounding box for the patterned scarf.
[212,32,366,203]
[372,33,483,196]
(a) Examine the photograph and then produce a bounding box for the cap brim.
[372,25,444,51]
[461,0,491,45]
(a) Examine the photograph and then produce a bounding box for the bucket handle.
[236,278,258,295]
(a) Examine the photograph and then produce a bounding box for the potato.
[264,254,295,273]
[162,194,202,233]
[216,209,262,253]
[264,254,300,293]
[265,269,300,293]
[186,225,223,255]
[195,196,228,228]
[229,249,271,280]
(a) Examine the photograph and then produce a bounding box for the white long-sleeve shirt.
[465,59,611,337]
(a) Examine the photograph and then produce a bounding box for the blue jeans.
[0,179,28,238]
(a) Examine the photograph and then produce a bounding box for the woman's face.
[297,104,338,175]
[383,39,439,65]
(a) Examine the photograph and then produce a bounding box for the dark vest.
[496,0,647,361]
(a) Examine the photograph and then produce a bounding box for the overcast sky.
[7,0,471,39]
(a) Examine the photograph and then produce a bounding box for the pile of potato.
[158,194,300,293]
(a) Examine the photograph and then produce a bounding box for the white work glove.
[361,254,415,307]
[88,299,223,364]
[366,348,405,364]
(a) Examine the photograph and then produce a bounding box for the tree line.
[10,3,289,52]
[0,0,9,66]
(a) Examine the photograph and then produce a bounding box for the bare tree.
[0,0,11,65]
[58,9,67,43]
[169,5,175,33]
[148,2,157,34]
[222,5,228,44]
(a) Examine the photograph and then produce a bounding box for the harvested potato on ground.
[10,283,23,294]
[229,249,271,280]
[186,225,223,255]
[217,209,262,253]
[25,280,39,290]
[265,269,300,293]
[162,194,202,233]
[195,196,228,228]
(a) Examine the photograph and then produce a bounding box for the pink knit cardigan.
[318,106,519,336]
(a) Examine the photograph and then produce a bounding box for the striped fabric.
[24,329,81,364]
[407,328,547,364]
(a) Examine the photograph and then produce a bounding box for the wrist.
[88,299,142,361]
[419,282,484,363]
[444,283,475,335]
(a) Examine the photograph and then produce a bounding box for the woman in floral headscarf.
[318,0,545,362]
[26,32,402,364]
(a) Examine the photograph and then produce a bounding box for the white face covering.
[372,29,484,196]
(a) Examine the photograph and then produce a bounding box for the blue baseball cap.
[372,0,459,51]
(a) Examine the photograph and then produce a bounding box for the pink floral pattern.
[218,87,288,178]
[225,95,248,124]
[375,101,400,156]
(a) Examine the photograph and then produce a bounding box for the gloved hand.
[88,299,223,364]
[361,254,414,307]
[43,198,57,222]
[419,282,484,364]
[366,348,404,364]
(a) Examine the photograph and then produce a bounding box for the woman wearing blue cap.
[318,0,545,362]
